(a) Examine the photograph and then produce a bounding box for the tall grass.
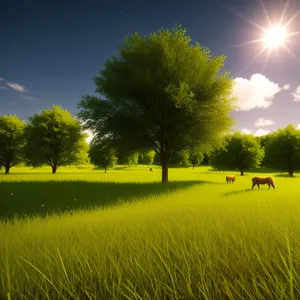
[1,166,300,299]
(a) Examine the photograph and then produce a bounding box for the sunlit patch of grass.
[1,166,300,299]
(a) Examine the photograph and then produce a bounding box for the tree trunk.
[193,164,195,170]
[240,170,244,176]
[104,166,107,173]
[160,148,170,183]
[5,165,10,174]
[52,165,57,174]
[162,162,168,183]
[288,169,294,177]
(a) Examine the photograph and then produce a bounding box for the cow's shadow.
[224,187,275,196]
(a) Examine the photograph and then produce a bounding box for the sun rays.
[222,0,300,72]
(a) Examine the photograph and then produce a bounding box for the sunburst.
[220,0,300,72]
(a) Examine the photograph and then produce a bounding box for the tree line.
[209,126,300,177]
[1,106,300,177]
[0,107,206,174]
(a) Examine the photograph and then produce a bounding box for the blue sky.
[1,0,300,140]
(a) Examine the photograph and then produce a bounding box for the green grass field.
[1,165,300,299]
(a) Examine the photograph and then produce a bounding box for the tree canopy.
[264,124,300,177]
[78,25,236,183]
[0,115,26,174]
[210,131,264,175]
[24,106,88,173]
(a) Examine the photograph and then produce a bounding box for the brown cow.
[149,168,153,172]
[226,175,235,183]
[251,177,275,190]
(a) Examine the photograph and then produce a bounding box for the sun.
[263,26,286,48]
[220,0,300,72]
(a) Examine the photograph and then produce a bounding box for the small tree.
[89,138,117,172]
[0,115,26,174]
[118,149,139,167]
[264,124,300,177]
[24,106,88,173]
[189,149,203,169]
[73,139,90,167]
[169,149,190,167]
[201,153,210,165]
[210,131,264,176]
[78,25,235,183]
[139,150,155,165]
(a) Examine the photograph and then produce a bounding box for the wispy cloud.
[0,76,27,92]
[20,95,35,100]
[7,82,26,92]
[0,86,7,90]
[282,84,290,90]
[254,118,275,127]
[233,74,281,111]
[292,86,300,102]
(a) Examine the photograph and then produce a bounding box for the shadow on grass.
[224,187,275,196]
[274,173,298,178]
[0,180,211,221]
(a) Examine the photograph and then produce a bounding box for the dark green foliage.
[78,25,235,183]
[201,153,210,165]
[210,131,264,176]
[153,152,161,165]
[264,124,300,177]
[24,106,89,173]
[0,115,26,174]
[139,150,155,165]
[169,149,190,167]
[189,149,204,169]
[89,138,117,172]
[118,149,139,167]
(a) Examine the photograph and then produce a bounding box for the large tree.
[24,106,88,173]
[89,138,117,173]
[0,115,26,174]
[210,131,264,176]
[264,124,300,177]
[78,25,235,183]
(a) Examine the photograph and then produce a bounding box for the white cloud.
[282,84,290,90]
[254,128,270,136]
[297,124,300,129]
[233,74,281,111]
[292,86,300,102]
[254,118,275,127]
[7,82,26,92]
[241,128,252,134]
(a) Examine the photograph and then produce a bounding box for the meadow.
[1,165,300,299]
